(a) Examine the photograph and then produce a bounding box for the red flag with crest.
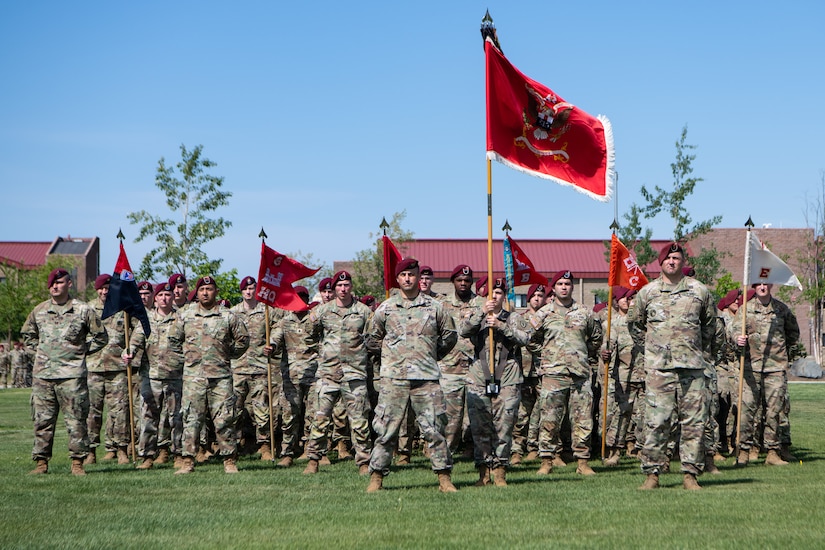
[608,234,648,291]
[507,236,549,287]
[485,39,614,202]
[382,236,402,292]
[256,243,320,311]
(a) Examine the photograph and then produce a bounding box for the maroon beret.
[47,268,70,288]
[550,270,573,287]
[394,258,419,278]
[219,299,232,308]
[593,302,608,313]
[137,281,153,292]
[169,273,187,286]
[187,289,197,302]
[612,286,630,301]
[450,264,473,280]
[239,276,256,291]
[154,282,173,295]
[743,289,756,303]
[294,285,309,298]
[682,266,696,277]
[658,242,684,265]
[333,270,352,283]
[318,278,333,291]
[717,288,740,311]
[527,283,546,300]
[420,265,434,277]
[194,276,217,291]
[94,273,112,290]
[491,277,506,292]
[475,275,488,293]
[360,295,376,306]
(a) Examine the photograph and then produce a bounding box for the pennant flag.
[507,236,549,288]
[102,242,151,336]
[608,234,649,291]
[744,232,802,290]
[382,236,402,292]
[503,237,516,305]
[485,39,614,202]
[256,243,321,311]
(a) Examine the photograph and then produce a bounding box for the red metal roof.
[400,238,672,279]
[0,242,51,268]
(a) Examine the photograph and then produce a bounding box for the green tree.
[128,144,232,281]
[287,250,332,295]
[351,211,414,299]
[799,172,825,363]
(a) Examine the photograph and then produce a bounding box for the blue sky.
[2,1,823,280]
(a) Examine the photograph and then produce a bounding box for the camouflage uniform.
[460,306,531,468]
[628,276,716,476]
[86,297,132,454]
[21,298,108,461]
[716,310,739,453]
[171,302,249,459]
[366,292,457,474]
[602,311,646,450]
[305,299,374,466]
[439,291,485,453]
[529,300,603,460]
[513,308,542,458]
[275,308,319,458]
[732,296,799,453]
[231,301,282,451]
[11,347,33,388]
[0,348,8,388]
[130,309,184,458]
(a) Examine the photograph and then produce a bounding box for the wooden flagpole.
[116,229,138,464]
[260,227,276,463]
[601,218,620,459]
[735,217,755,454]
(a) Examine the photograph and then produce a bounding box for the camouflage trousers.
[641,368,708,476]
[440,372,471,454]
[87,370,130,451]
[702,371,720,455]
[31,377,90,460]
[330,399,351,449]
[234,371,282,446]
[138,377,182,458]
[370,378,452,474]
[279,377,316,458]
[539,373,593,460]
[467,383,521,468]
[180,376,237,458]
[397,399,420,457]
[512,377,540,456]
[739,370,786,451]
[306,378,372,466]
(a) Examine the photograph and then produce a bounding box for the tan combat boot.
[475,465,491,486]
[173,455,184,469]
[358,464,370,476]
[102,450,116,461]
[603,448,620,467]
[319,455,332,466]
[780,445,797,462]
[83,449,96,465]
[259,443,273,462]
[510,453,523,466]
[395,453,411,466]
[71,458,86,476]
[524,450,539,462]
[366,471,384,493]
[155,448,170,464]
[492,466,507,487]
[136,458,153,470]
[639,473,659,490]
[223,456,239,474]
[683,473,702,490]
[174,457,195,475]
[765,449,789,466]
[704,454,721,474]
[735,448,750,468]
[576,458,596,476]
[536,458,553,475]
[337,441,352,461]
[277,456,293,467]
[436,470,458,493]
[29,459,49,475]
[552,456,567,468]
[626,441,637,458]
[748,447,760,461]
[303,459,319,475]
[117,447,130,465]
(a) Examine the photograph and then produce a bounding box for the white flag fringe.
[744,232,803,290]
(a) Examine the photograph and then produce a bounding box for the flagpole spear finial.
[116,228,125,241]
[480,10,502,52]
[610,219,620,234]
[379,217,390,236]
[502,219,512,235]
[259,227,268,241]
[745,216,754,229]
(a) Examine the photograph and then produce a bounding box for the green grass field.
[1,384,824,549]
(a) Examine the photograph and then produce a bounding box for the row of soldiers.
[0,341,32,388]
[21,241,800,492]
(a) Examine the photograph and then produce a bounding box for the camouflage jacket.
[733,297,799,373]
[275,309,318,386]
[21,298,108,379]
[230,301,281,375]
[439,292,486,376]
[603,312,645,384]
[519,309,542,378]
[9,349,30,370]
[86,297,131,373]
[528,299,603,378]
[310,299,372,382]
[366,291,457,381]
[628,276,716,371]
[129,309,184,380]
[460,307,530,387]
[170,303,249,379]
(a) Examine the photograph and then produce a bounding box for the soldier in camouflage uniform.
[169,273,189,311]
[272,286,319,467]
[628,243,716,490]
[126,282,185,469]
[171,276,249,474]
[13,341,33,388]
[529,270,603,477]
[0,344,8,388]
[440,265,486,456]
[22,268,108,475]
[231,276,282,462]
[715,289,741,457]
[86,274,134,465]
[302,271,374,475]
[511,283,546,465]
[365,258,459,493]
[733,282,799,467]
[461,278,531,487]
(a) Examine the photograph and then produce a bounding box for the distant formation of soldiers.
[18,242,802,492]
